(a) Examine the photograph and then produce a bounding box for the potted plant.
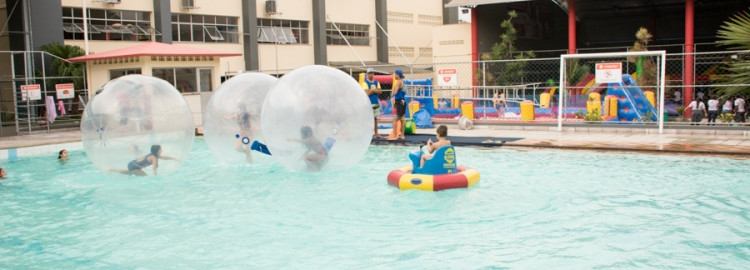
[718,112,734,124]
[642,111,654,123]
[584,108,603,123]
[574,109,585,119]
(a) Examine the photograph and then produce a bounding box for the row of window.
[110,67,213,93]
[62,7,373,46]
[388,12,442,25]
[388,47,433,58]
[172,13,239,43]
[62,8,156,41]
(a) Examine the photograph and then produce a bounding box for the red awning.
[67,42,242,62]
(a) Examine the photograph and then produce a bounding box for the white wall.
[433,23,473,91]
[386,0,443,65]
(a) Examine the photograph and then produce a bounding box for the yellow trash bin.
[586,93,601,115]
[605,95,618,117]
[461,101,474,120]
[540,93,551,109]
[451,94,460,108]
[644,91,655,107]
[408,101,420,117]
[520,100,535,121]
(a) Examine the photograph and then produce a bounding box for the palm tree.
[715,8,750,98]
[39,43,85,113]
[566,59,590,86]
[629,27,656,91]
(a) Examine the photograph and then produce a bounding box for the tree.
[475,10,535,86]
[566,59,590,86]
[715,8,750,98]
[629,27,656,91]
[39,43,85,113]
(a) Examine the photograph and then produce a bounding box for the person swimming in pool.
[110,145,178,176]
[58,149,68,162]
[288,126,328,172]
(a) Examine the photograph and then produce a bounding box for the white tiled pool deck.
[1,125,749,160]
[434,125,750,157]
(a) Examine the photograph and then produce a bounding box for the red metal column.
[568,0,576,54]
[471,8,478,96]
[684,0,694,108]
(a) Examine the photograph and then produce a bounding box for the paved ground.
[2,124,749,158]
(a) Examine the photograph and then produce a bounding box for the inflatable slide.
[607,74,658,122]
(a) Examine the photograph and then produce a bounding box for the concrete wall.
[386,0,443,65]
[433,23,472,92]
[58,0,446,77]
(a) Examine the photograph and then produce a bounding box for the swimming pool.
[1,139,749,269]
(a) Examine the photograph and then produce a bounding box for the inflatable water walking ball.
[203,72,277,164]
[80,75,194,175]
[261,65,373,172]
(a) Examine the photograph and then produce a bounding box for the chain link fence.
[254,50,750,129]
[0,51,88,136]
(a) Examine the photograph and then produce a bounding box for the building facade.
[10,0,454,89]
[0,0,469,133]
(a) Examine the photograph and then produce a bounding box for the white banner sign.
[437,68,458,86]
[20,84,42,101]
[56,83,75,99]
[595,62,623,84]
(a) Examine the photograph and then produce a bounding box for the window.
[110,68,142,80]
[439,40,464,45]
[257,18,308,44]
[257,27,297,44]
[62,7,156,41]
[326,23,369,46]
[172,14,239,43]
[152,67,213,93]
[389,47,414,57]
[204,25,224,41]
[418,15,442,25]
[419,47,433,57]
[387,12,413,24]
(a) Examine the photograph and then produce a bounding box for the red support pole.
[684,0,694,109]
[568,0,577,54]
[471,8,478,97]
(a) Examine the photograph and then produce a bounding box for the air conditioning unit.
[104,0,121,4]
[182,0,196,9]
[265,0,276,14]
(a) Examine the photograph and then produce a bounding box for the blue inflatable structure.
[404,78,434,117]
[413,109,433,128]
[607,74,658,122]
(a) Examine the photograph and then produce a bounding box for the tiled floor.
[390,124,750,157]
[1,125,749,160]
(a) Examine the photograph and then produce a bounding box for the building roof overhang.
[67,42,242,62]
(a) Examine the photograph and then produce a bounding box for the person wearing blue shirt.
[361,68,382,138]
[387,69,407,140]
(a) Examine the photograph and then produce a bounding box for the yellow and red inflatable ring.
[387,165,480,191]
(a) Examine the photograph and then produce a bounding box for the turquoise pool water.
[1,139,750,269]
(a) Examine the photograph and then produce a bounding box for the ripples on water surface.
[1,139,749,269]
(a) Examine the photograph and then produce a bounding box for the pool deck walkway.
[2,125,750,158]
